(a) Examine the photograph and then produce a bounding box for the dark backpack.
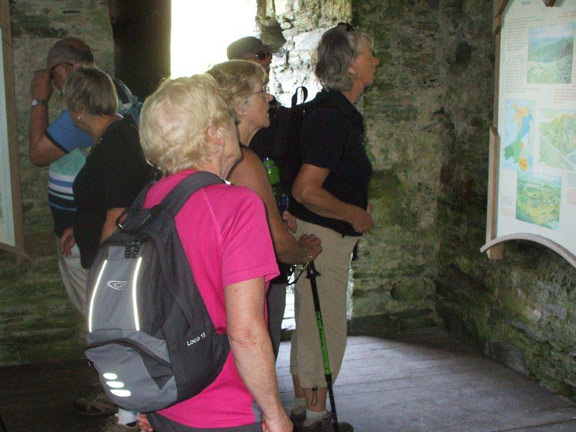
[249,87,314,200]
[85,171,230,412]
[269,87,350,205]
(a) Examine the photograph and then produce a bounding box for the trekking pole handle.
[306,260,321,279]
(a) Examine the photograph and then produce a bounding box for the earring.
[77,116,81,121]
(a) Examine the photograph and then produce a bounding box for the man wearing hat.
[227,36,273,74]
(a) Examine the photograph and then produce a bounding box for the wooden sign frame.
[0,0,27,262]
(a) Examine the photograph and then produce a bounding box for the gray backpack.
[85,171,230,412]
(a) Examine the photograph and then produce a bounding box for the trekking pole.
[306,261,340,432]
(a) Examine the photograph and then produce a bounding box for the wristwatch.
[31,98,48,107]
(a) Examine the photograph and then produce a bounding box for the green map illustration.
[516,172,561,230]
[503,100,534,172]
[539,110,576,170]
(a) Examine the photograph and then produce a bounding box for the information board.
[483,0,576,265]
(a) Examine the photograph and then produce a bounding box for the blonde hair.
[315,24,373,92]
[139,74,234,175]
[207,60,268,109]
[63,66,118,116]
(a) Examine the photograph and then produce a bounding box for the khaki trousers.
[290,219,358,388]
[56,237,88,316]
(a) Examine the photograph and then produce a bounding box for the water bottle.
[262,157,288,212]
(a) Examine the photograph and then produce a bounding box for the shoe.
[72,392,117,417]
[102,414,140,432]
[290,411,306,429]
[299,412,353,432]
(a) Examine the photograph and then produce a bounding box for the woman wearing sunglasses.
[288,23,379,432]
[208,60,322,361]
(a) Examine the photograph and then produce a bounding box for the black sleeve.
[96,126,150,210]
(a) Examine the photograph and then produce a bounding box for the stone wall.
[0,0,114,365]
[263,0,352,105]
[347,0,466,332]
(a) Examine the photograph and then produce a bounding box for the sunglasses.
[49,62,74,79]
[254,51,272,61]
[337,22,355,32]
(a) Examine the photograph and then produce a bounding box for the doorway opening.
[171,0,259,77]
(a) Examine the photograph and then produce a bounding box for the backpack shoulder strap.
[128,167,162,209]
[113,78,137,105]
[161,171,225,214]
[291,86,308,108]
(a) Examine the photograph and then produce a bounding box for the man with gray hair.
[29,38,94,317]
[28,37,140,432]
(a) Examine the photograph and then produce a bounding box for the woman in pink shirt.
[137,74,293,432]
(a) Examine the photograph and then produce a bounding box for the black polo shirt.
[289,90,372,236]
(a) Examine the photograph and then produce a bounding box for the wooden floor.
[2,328,576,432]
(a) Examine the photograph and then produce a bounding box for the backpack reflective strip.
[132,256,143,331]
[106,380,125,388]
[110,389,132,398]
[88,259,109,332]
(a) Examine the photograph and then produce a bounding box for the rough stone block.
[390,276,435,302]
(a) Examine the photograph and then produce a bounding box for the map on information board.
[496,0,576,257]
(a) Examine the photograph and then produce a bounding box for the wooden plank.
[484,127,504,259]
[339,392,576,432]
[494,10,503,35]
[487,1,505,259]
[494,0,510,22]
[0,0,8,28]
[506,420,576,431]
[277,331,576,431]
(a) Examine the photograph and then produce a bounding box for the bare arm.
[28,69,65,166]
[60,226,76,256]
[100,208,124,243]
[292,163,372,233]
[229,148,321,264]
[226,277,292,432]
